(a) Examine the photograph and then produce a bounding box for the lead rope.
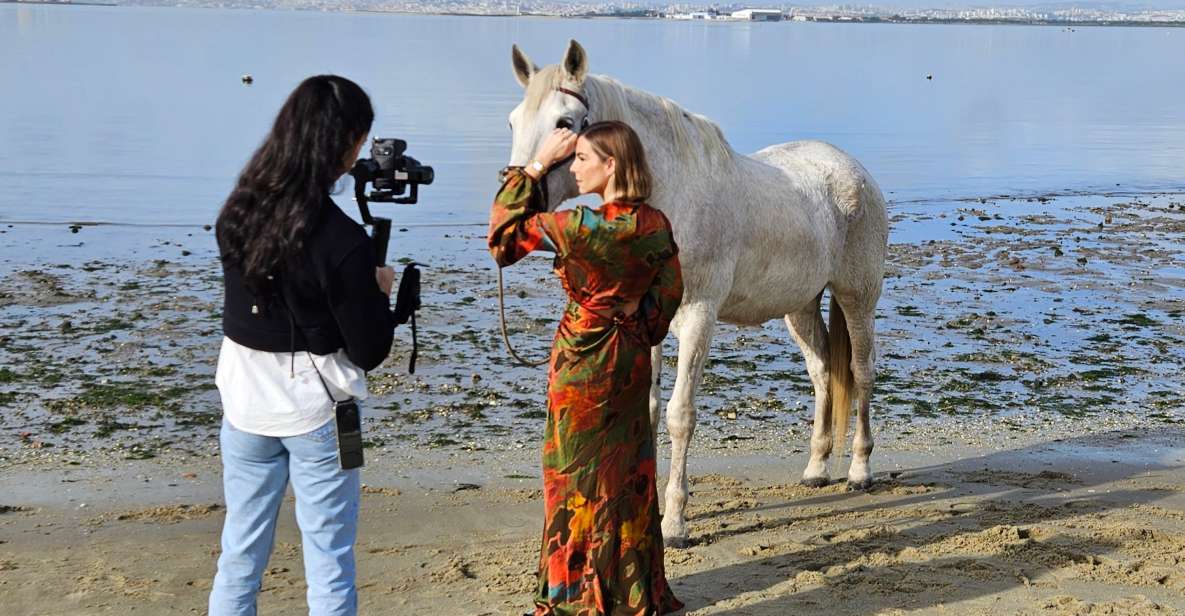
[497,266,550,367]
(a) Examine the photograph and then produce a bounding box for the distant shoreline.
[870,16,1185,27]
[3,2,1184,28]
[1,0,117,5]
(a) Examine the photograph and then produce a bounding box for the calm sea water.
[2,5,1184,226]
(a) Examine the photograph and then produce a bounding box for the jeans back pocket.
[301,419,338,443]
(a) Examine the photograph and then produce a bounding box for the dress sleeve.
[488,169,581,267]
[637,230,684,346]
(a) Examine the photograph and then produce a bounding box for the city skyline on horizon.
[14,0,1185,18]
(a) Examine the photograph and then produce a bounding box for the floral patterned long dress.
[489,169,685,616]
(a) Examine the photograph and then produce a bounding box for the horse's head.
[507,40,591,212]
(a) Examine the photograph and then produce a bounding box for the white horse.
[505,40,889,547]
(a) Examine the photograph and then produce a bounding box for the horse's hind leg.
[785,293,833,487]
[662,303,716,548]
[836,293,877,490]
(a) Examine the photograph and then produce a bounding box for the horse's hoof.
[801,476,830,488]
[664,534,690,549]
[847,478,874,491]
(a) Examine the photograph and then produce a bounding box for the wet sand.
[1,190,1184,613]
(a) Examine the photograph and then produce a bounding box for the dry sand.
[2,427,1184,615]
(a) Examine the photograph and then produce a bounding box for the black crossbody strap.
[305,350,341,405]
[269,277,343,407]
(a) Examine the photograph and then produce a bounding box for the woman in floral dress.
[489,121,685,616]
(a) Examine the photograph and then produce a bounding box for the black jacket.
[219,197,394,372]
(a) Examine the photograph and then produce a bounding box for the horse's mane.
[586,75,734,166]
[524,66,736,167]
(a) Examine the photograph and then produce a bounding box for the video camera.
[351,138,434,206]
[350,137,435,374]
[351,138,434,258]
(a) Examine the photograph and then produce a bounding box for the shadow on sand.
[669,428,1185,614]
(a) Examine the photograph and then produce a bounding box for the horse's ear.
[562,39,588,83]
[511,44,537,89]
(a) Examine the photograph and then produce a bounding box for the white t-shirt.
[215,336,368,437]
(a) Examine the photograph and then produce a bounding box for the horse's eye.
[556,118,574,130]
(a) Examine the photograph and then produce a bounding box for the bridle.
[498,86,592,185]
[556,87,592,132]
[496,86,592,367]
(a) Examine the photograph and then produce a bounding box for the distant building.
[670,9,722,19]
[730,8,782,21]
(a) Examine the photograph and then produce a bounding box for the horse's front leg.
[662,304,715,548]
[649,344,664,449]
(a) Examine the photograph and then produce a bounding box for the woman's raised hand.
[532,128,578,172]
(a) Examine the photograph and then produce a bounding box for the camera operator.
[209,75,393,616]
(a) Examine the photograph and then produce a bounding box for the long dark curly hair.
[216,75,373,291]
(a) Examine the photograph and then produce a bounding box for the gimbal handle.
[352,174,390,267]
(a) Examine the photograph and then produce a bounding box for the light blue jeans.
[209,418,360,616]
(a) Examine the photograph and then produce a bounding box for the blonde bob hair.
[579,121,653,204]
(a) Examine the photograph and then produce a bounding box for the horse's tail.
[828,293,854,459]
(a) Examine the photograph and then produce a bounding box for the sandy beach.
[2,190,1184,614]
[2,428,1184,615]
